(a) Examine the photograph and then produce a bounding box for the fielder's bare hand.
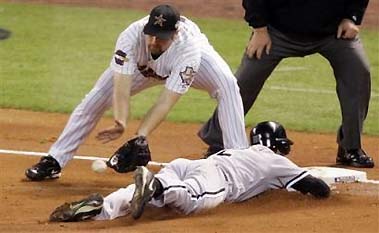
[96,120,125,143]
[337,19,359,39]
[246,26,271,59]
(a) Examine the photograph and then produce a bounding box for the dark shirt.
[243,0,369,37]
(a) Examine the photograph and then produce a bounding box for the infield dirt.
[0,109,378,233]
[1,1,378,232]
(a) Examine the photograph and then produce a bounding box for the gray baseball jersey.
[49,16,248,167]
[94,145,308,220]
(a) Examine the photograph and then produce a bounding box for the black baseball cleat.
[291,175,330,199]
[49,193,103,222]
[25,156,62,181]
[131,166,157,220]
[336,147,374,168]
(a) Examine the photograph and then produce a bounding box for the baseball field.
[0,1,378,232]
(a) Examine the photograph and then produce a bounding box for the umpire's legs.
[198,53,281,147]
[198,31,291,147]
[319,36,371,150]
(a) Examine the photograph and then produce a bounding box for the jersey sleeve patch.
[179,66,196,88]
[114,50,128,65]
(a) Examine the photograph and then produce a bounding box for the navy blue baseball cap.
[143,5,180,39]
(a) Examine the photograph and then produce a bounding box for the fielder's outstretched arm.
[137,88,181,137]
[112,72,132,128]
[96,72,132,143]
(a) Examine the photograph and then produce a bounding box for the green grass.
[0,3,378,135]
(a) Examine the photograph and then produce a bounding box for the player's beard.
[148,44,164,56]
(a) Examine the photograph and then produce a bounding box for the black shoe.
[131,166,157,220]
[49,193,103,222]
[25,156,61,181]
[203,145,224,158]
[336,147,374,168]
[291,175,330,199]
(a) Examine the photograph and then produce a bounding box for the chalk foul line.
[0,148,168,167]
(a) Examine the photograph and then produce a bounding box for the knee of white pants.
[222,77,240,93]
[156,160,227,215]
[94,184,135,220]
[213,79,240,100]
[166,158,191,170]
[163,158,192,179]
[159,185,225,215]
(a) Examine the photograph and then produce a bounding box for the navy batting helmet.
[250,121,293,156]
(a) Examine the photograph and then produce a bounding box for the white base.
[304,166,370,185]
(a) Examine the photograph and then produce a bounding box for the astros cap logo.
[143,4,180,39]
[154,14,167,27]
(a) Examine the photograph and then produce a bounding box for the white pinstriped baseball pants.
[49,48,248,167]
[94,158,228,220]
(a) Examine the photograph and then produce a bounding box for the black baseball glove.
[107,136,151,173]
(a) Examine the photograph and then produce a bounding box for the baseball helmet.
[250,121,293,156]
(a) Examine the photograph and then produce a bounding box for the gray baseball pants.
[199,26,371,151]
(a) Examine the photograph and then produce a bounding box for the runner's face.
[146,35,174,55]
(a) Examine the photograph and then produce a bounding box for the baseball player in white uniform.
[49,121,330,222]
[25,4,249,181]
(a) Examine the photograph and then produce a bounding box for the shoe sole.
[336,158,375,168]
[25,169,61,181]
[131,167,154,219]
[50,194,103,222]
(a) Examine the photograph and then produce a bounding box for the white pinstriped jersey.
[110,16,208,94]
[208,145,307,202]
[48,15,248,168]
